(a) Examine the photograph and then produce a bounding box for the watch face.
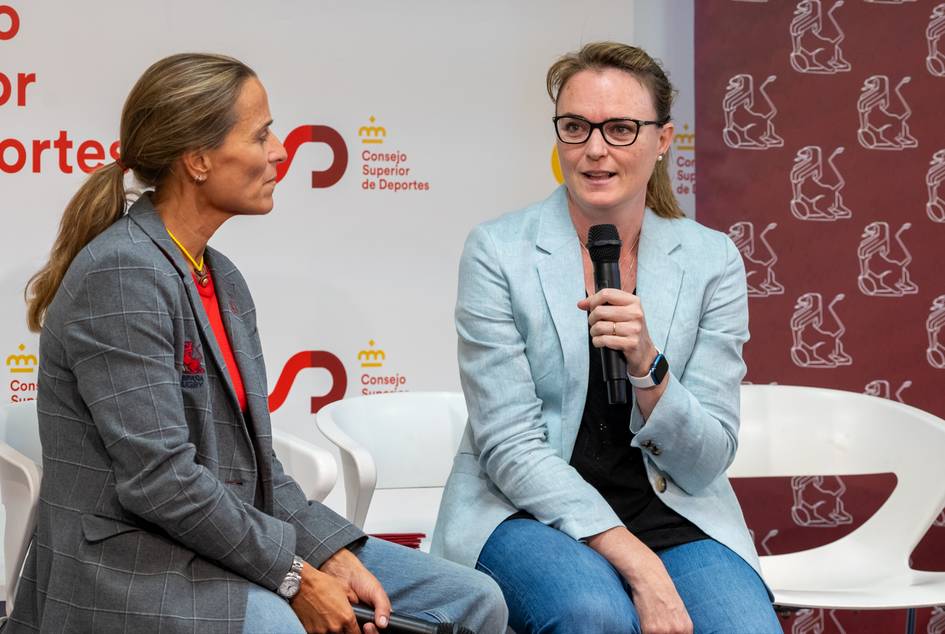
[652,354,669,385]
[279,576,301,599]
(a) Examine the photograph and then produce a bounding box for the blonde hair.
[25,53,256,331]
[547,42,683,220]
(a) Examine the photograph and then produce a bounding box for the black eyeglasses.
[552,115,670,147]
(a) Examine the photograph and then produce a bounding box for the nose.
[270,132,288,164]
[585,127,608,160]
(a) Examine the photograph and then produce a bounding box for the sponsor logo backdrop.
[697,2,944,632]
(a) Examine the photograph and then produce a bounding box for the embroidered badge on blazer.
[181,341,205,388]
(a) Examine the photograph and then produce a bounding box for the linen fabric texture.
[431,186,761,579]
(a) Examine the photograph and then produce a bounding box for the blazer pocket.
[80,513,142,543]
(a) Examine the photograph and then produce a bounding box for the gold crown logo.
[358,340,386,368]
[673,123,695,152]
[359,116,386,145]
[7,343,37,374]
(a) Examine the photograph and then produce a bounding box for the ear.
[180,149,212,182]
[657,121,675,156]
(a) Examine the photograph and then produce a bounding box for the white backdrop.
[1,0,693,520]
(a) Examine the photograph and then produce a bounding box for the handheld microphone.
[587,224,628,405]
[352,605,474,634]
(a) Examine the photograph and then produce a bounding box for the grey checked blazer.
[6,194,364,633]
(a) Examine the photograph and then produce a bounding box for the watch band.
[276,555,304,601]
[628,350,669,389]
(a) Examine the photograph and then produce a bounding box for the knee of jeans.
[472,573,509,624]
[541,591,639,634]
[718,605,783,634]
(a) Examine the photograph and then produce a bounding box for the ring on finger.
[612,321,617,336]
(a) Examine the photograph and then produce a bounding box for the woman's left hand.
[578,288,657,377]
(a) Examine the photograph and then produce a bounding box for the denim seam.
[476,559,539,633]
[422,608,449,624]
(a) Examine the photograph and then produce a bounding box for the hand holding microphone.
[577,224,659,402]
[291,549,475,634]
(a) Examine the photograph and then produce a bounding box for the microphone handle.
[352,604,444,634]
[593,259,621,293]
[592,260,629,404]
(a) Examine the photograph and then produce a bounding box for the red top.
[194,270,247,412]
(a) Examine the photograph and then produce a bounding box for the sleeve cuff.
[293,505,367,569]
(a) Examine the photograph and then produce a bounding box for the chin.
[572,190,623,213]
[255,192,276,214]
[234,202,274,216]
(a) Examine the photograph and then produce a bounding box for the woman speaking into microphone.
[15,53,506,634]
[432,42,780,633]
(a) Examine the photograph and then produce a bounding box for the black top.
[569,334,707,551]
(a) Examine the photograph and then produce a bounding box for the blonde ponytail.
[25,162,127,331]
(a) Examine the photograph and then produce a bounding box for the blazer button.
[655,476,667,493]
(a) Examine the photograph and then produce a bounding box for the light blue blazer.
[431,186,761,577]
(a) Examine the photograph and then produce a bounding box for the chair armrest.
[314,410,378,528]
[0,441,42,613]
[271,428,338,502]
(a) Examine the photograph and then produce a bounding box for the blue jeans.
[243,536,508,633]
[477,517,780,634]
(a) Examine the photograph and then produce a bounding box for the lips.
[582,170,616,182]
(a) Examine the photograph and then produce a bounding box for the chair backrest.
[0,401,43,614]
[271,427,337,502]
[0,402,42,468]
[314,392,467,528]
[731,384,945,563]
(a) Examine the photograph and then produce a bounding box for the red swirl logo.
[276,125,348,188]
[268,350,347,414]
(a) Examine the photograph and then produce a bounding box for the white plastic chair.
[731,384,945,627]
[271,427,337,502]
[0,401,43,616]
[314,392,467,543]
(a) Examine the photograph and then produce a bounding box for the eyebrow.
[556,112,638,121]
[255,119,274,134]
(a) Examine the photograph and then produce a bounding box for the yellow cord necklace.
[166,228,209,287]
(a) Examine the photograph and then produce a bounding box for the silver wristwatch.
[276,555,304,601]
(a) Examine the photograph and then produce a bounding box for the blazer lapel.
[535,188,589,455]
[206,251,273,509]
[636,210,684,354]
[206,252,269,438]
[127,195,248,427]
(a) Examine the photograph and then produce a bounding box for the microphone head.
[587,224,621,262]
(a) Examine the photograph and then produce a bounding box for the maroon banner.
[696,1,945,632]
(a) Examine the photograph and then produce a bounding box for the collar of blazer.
[534,186,685,424]
[125,194,266,439]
